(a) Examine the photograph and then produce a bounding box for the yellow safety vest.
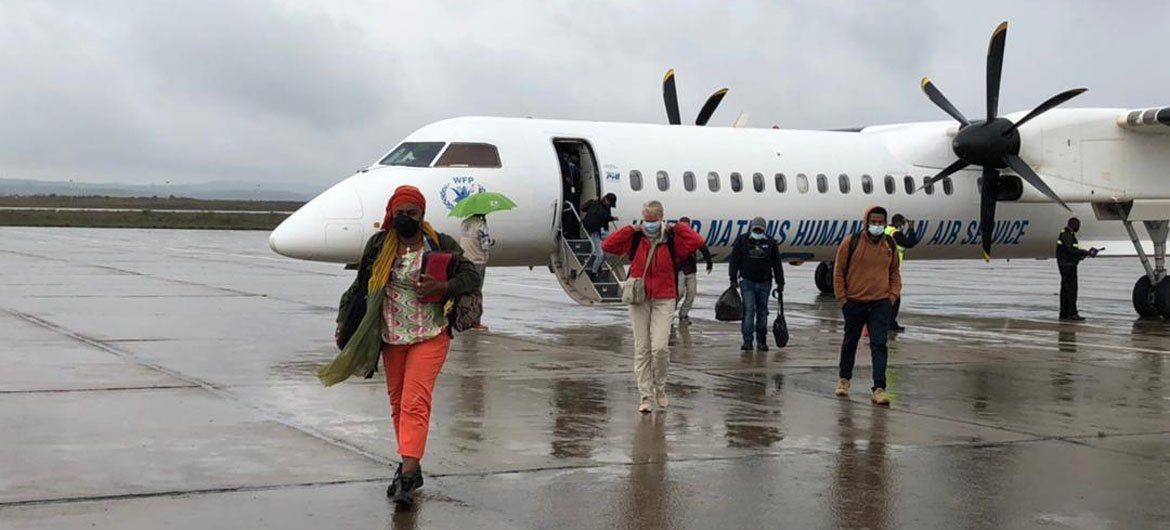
[885,225,906,262]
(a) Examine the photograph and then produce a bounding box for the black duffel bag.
[772,289,789,348]
[715,285,743,322]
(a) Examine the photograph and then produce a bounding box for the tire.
[815,261,834,295]
[1154,279,1170,319]
[1132,276,1160,318]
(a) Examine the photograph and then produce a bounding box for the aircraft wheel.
[815,261,834,294]
[1132,274,1160,315]
[1133,276,1160,318]
[1154,279,1170,319]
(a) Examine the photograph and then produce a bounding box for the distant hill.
[0,178,323,201]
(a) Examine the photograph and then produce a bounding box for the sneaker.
[835,378,850,397]
[872,388,890,406]
[639,396,653,413]
[740,341,753,352]
[757,340,769,352]
[890,324,906,332]
[655,389,669,409]
[391,468,423,507]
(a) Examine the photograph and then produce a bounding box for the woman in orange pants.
[330,185,480,506]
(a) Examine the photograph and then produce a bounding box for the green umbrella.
[447,191,517,218]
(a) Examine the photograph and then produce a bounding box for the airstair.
[549,202,625,305]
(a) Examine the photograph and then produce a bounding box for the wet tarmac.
[1,227,1167,529]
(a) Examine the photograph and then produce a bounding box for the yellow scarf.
[367,221,440,294]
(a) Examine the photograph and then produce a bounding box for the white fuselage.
[270,113,1157,266]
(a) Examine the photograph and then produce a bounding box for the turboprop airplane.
[269,22,1170,318]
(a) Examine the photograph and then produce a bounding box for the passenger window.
[838,174,850,194]
[884,175,896,194]
[943,177,954,195]
[752,172,765,193]
[730,172,743,192]
[796,173,809,194]
[707,171,721,192]
[904,175,915,195]
[433,143,502,168]
[379,142,446,167]
[630,170,643,191]
[683,171,696,192]
[656,170,670,191]
[861,174,873,194]
[923,176,935,195]
[816,173,828,194]
[775,173,787,193]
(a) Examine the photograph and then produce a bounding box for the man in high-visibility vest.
[1057,217,1101,321]
[885,214,918,332]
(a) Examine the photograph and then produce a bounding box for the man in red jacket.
[602,200,705,412]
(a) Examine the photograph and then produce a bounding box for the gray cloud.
[1,0,1167,190]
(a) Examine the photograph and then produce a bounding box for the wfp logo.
[440,176,485,210]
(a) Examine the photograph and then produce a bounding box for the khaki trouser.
[629,298,674,400]
[676,273,697,319]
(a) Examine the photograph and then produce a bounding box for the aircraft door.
[552,139,601,240]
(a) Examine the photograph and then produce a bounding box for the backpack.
[841,232,896,290]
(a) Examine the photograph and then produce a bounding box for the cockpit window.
[434,143,502,168]
[379,142,445,167]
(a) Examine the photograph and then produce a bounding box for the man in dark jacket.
[675,216,713,324]
[582,193,617,279]
[1057,217,1099,321]
[885,213,918,331]
[730,217,784,351]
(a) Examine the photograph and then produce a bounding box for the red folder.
[418,251,453,303]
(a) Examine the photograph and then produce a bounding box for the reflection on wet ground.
[0,228,1168,529]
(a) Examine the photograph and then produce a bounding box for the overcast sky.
[2,1,1167,191]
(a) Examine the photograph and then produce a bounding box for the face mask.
[750,231,765,240]
[868,224,885,236]
[393,214,421,238]
[643,221,661,234]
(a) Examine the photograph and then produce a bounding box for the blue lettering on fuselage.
[681,218,1030,250]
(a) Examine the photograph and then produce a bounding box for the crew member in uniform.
[884,213,917,332]
[1056,217,1100,321]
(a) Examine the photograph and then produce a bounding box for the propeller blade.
[921,78,970,126]
[918,159,971,191]
[1003,154,1071,211]
[979,167,1000,261]
[695,88,728,126]
[663,69,681,125]
[986,21,1008,122]
[1005,88,1088,134]
[732,111,750,128]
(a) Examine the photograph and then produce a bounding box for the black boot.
[392,468,424,507]
[740,340,753,352]
[386,463,402,497]
[757,339,769,352]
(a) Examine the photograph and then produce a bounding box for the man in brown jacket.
[832,206,901,405]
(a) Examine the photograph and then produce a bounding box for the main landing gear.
[815,261,834,295]
[1125,219,1170,318]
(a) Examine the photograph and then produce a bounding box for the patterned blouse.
[382,248,446,345]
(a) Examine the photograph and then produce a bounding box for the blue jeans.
[586,230,604,275]
[739,279,771,344]
[839,299,892,390]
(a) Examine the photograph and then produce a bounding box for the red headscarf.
[382,185,426,230]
